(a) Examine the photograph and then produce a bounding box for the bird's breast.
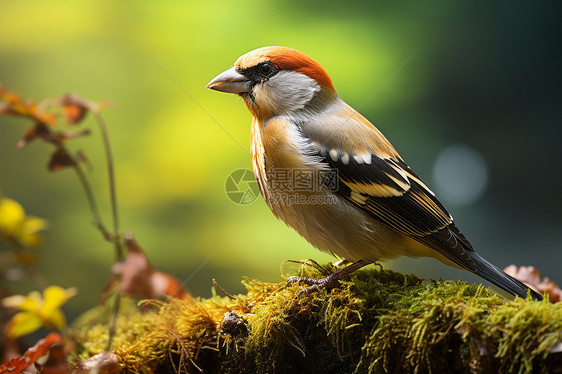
[249,116,417,262]
[250,116,327,205]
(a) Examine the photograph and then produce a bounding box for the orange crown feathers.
[235,46,335,91]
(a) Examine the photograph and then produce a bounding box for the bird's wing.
[301,119,476,271]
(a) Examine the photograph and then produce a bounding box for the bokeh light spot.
[432,144,489,206]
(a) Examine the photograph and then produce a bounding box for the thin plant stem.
[68,148,111,239]
[93,109,123,352]
[93,111,123,261]
[2,90,127,350]
[105,290,122,351]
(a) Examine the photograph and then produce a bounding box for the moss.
[70,262,562,373]
[71,297,156,364]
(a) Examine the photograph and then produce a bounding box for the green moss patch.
[70,263,562,373]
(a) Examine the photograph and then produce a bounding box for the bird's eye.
[259,62,274,77]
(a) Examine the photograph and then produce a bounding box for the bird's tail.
[469,252,543,301]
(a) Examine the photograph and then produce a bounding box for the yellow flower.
[2,286,77,337]
[0,197,48,248]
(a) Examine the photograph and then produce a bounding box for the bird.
[205,46,542,301]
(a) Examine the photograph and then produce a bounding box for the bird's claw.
[286,275,341,297]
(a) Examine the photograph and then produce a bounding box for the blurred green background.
[1,0,560,317]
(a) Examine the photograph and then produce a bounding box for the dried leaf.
[55,129,91,142]
[1,88,105,153]
[16,127,38,148]
[41,343,71,374]
[0,332,63,374]
[102,234,191,302]
[16,124,55,149]
[504,265,562,302]
[63,104,86,125]
[70,352,120,374]
[48,148,76,171]
[0,88,56,126]
[56,94,94,125]
[149,271,190,300]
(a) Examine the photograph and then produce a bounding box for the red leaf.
[0,333,63,374]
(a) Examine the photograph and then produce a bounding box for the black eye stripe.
[239,61,279,83]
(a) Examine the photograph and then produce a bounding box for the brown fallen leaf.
[48,147,76,171]
[47,148,87,172]
[0,332,66,374]
[70,352,120,374]
[55,94,94,125]
[16,124,56,149]
[101,233,192,303]
[41,342,72,374]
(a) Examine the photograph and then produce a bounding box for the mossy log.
[71,263,562,373]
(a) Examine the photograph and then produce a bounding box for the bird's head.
[206,46,337,120]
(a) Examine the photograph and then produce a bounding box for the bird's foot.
[286,260,369,297]
[286,274,341,296]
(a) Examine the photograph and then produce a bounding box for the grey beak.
[205,67,251,93]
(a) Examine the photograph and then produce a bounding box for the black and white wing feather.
[317,146,477,271]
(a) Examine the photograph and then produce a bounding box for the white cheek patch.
[260,71,320,114]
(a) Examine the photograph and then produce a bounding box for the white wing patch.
[310,145,415,198]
